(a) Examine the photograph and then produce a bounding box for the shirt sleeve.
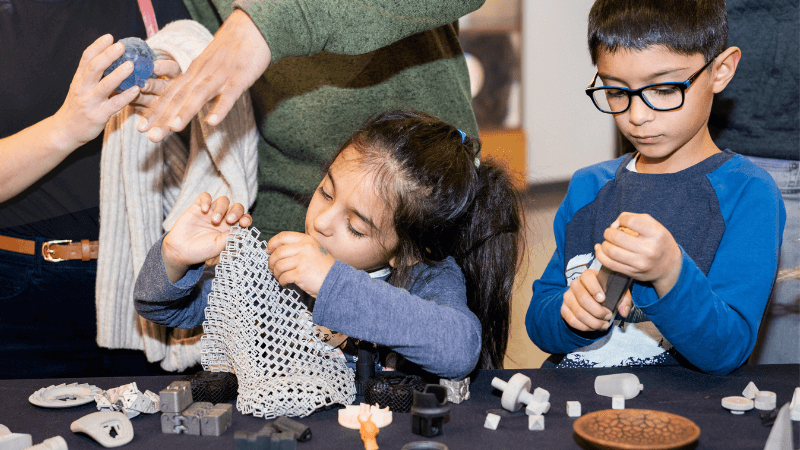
[313,259,481,380]
[525,165,618,353]
[633,166,786,375]
[133,235,213,329]
[232,0,485,63]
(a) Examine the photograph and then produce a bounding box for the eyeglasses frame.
[585,56,717,114]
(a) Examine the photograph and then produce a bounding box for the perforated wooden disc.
[573,409,700,450]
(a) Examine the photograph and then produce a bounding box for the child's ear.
[711,46,741,94]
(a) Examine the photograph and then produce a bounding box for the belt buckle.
[41,239,71,262]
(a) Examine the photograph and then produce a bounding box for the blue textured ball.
[102,37,157,93]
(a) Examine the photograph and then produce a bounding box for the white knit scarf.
[96,20,259,371]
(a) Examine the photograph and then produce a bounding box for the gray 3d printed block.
[201,403,233,436]
[160,381,193,413]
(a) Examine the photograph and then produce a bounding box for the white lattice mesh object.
[201,226,356,418]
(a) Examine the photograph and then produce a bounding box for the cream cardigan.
[96,20,258,371]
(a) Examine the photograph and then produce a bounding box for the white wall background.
[522,1,616,184]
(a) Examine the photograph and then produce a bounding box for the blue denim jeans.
[0,232,191,379]
[745,156,800,364]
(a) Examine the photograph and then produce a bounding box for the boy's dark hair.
[588,0,728,64]
[337,110,523,370]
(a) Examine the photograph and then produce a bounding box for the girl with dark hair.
[135,110,523,379]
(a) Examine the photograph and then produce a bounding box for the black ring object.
[401,442,449,450]
[180,370,238,404]
[364,374,427,413]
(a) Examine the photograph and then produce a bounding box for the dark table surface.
[1,364,797,450]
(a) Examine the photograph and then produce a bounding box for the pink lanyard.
[136,0,158,38]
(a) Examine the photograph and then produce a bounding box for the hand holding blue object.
[102,37,157,93]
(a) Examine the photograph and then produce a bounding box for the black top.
[0,0,190,239]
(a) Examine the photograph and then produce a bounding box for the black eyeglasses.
[585,56,717,114]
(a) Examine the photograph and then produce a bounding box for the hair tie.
[457,129,480,168]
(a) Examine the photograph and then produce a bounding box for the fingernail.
[621,305,629,315]
[124,61,133,70]
[171,116,182,129]
[596,292,606,302]
[604,313,612,321]
[148,127,164,141]
[602,322,611,330]
[137,118,148,131]
[213,214,222,222]
[227,214,235,222]
[207,114,218,126]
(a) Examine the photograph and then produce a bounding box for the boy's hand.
[162,193,252,283]
[51,34,141,151]
[594,212,682,297]
[266,232,336,298]
[561,268,633,332]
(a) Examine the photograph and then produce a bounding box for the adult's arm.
[314,259,481,380]
[139,0,485,141]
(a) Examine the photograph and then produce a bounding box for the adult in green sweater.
[139,1,483,239]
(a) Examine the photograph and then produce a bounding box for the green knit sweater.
[182,0,482,238]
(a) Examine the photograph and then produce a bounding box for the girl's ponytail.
[453,159,523,369]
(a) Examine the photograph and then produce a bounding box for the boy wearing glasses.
[525,0,785,375]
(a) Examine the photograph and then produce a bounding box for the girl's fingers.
[210,196,231,224]
[224,203,245,223]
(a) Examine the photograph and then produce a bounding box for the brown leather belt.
[0,235,99,262]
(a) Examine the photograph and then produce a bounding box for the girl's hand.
[162,193,252,283]
[594,212,682,297]
[266,232,336,298]
[51,34,141,151]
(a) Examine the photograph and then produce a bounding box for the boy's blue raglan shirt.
[525,150,786,375]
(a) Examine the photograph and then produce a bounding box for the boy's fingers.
[617,291,633,317]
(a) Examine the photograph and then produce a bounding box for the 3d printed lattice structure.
[201,226,356,418]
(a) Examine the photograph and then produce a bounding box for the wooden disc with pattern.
[573,409,700,450]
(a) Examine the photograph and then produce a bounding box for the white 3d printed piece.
[721,396,754,414]
[484,413,501,430]
[23,436,68,450]
[70,411,134,448]
[338,403,392,429]
[764,403,793,450]
[0,430,32,450]
[95,382,160,418]
[29,382,102,408]
[567,401,582,417]
[491,373,535,412]
[201,226,356,418]
[594,373,643,399]
[612,394,625,410]
[790,388,800,421]
[742,381,759,399]
[528,414,544,431]
[525,401,550,416]
[755,391,777,411]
